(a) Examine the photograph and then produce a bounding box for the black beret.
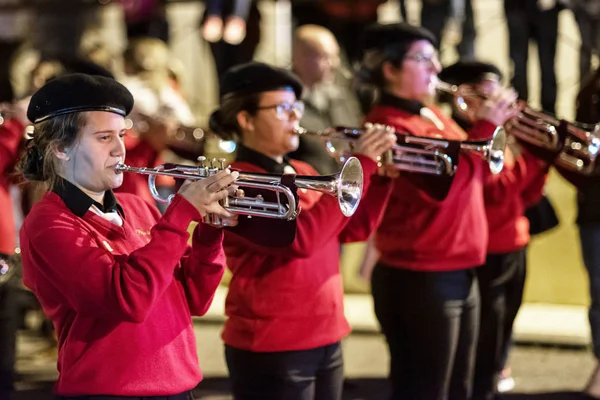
[439,60,503,86]
[219,62,303,101]
[27,73,134,124]
[360,22,438,54]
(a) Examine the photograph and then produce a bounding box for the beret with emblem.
[439,60,503,86]
[27,73,134,124]
[360,22,438,55]
[219,61,303,101]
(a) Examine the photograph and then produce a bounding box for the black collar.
[378,92,424,116]
[52,178,124,219]
[235,144,293,174]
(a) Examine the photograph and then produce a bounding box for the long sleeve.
[484,147,549,205]
[22,194,200,323]
[177,223,226,316]
[0,118,24,173]
[338,175,393,243]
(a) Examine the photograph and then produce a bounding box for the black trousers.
[371,263,480,400]
[472,249,527,400]
[421,0,476,58]
[505,7,559,114]
[225,342,344,400]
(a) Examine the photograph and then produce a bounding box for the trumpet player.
[17,73,238,399]
[439,60,551,400]
[208,61,396,400]
[357,23,521,400]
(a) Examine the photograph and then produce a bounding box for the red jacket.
[366,104,498,271]
[483,146,549,254]
[20,192,225,396]
[0,118,25,255]
[222,155,393,352]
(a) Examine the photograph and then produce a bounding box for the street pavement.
[13,321,598,400]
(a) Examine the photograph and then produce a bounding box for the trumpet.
[295,125,506,176]
[436,81,600,174]
[113,156,364,222]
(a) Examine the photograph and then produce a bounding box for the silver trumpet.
[436,80,600,174]
[113,156,364,221]
[296,125,506,176]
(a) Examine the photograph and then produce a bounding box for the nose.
[112,134,126,159]
[431,57,442,74]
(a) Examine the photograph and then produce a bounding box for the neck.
[60,175,105,204]
[385,87,427,104]
[243,142,284,164]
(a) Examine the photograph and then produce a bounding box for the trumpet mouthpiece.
[293,126,308,135]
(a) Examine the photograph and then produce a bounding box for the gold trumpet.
[295,125,506,176]
[436,81,600,174]
[114,156,364,222]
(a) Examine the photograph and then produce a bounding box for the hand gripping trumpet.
[436,80,600,174]
[113,156,364,222]
[295,125,506,176]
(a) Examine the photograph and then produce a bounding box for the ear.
[52,143,71,162]
[236,110,254,133]
[382,61,401,83]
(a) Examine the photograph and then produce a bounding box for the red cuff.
[193,223,224,251]
[161,194,201,231]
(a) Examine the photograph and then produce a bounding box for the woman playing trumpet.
[209,61,396,400]
[18,73,238,399]
[439,60,551,399]
[357,23,522,400]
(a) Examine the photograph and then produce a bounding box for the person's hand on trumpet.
[475,87,523,127]
[351,122,397,170]
[178,169,241,227]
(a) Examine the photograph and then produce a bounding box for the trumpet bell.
[337,156,363,216]
[489,126,507,175]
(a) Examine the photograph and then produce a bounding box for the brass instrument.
[436,81,600,174]
[114,156,364,223]
[295,125,506,176]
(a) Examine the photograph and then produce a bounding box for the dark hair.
[208,93,261,141]
[356,42,413,89]
[18,112,87,190]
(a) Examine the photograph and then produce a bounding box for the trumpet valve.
[218,158,227,169]
[197,156,207,167]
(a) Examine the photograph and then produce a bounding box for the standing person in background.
[121,0,170,43]
[317,0,387,66]
[0,73,27,400]
[504,0,563,115]
[201,0,261,89]
[568,0,600,89]
[289,24,363,175]
[420,0,477,58]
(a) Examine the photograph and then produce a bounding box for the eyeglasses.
[404,52,440,65]
[257,101,305,121]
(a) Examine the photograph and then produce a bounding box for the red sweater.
[0,118,25,255]
[222,155,393,352]
[366,104,497,271]
[20,192,225,396]
[484,147,549,254]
